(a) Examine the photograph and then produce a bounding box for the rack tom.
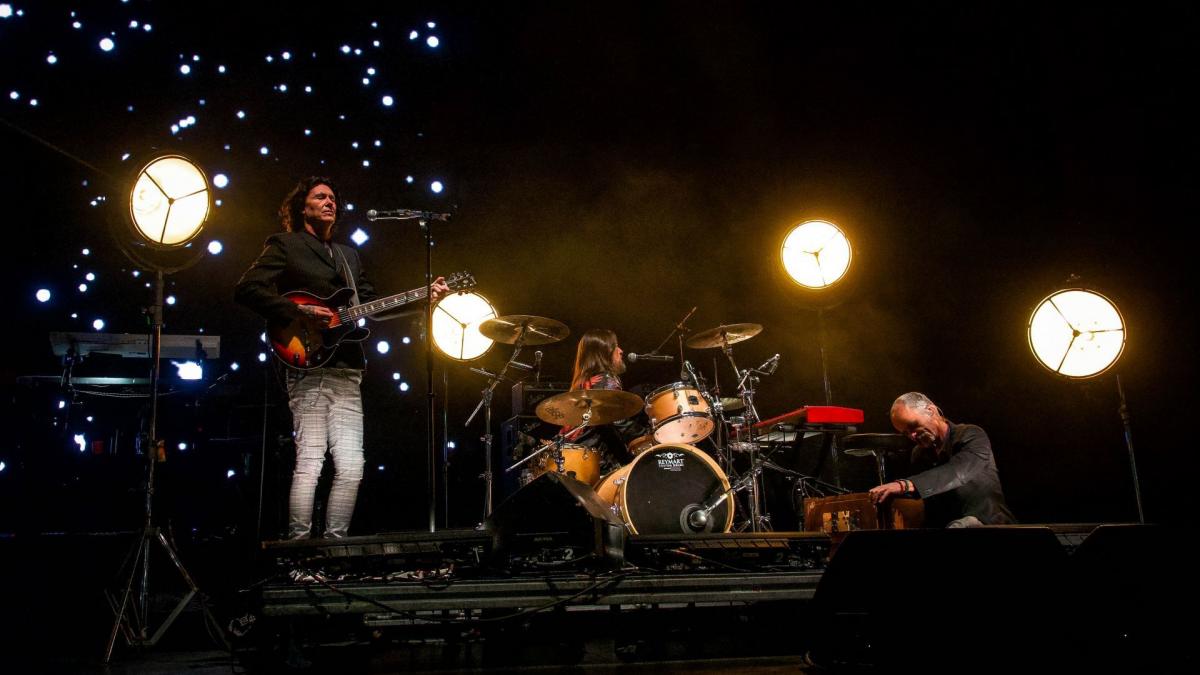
[645,382,714,444]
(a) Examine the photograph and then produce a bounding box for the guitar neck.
[339,287,428,323]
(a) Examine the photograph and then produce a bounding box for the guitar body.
[267,270,476,371]
[270,288,370,370]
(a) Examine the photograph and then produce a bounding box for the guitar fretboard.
[336,287,429,324]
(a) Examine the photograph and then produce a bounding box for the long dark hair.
[570,329,620,390]
[279,176,339,233]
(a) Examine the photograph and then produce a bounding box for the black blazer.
[235,230,378,368]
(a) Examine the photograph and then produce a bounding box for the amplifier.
[511,381,569,416]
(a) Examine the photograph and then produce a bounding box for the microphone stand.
[421,217,438,532]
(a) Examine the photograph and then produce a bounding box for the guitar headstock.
[445,270,477,292]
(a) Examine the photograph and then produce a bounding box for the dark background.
[2,1,1196,539]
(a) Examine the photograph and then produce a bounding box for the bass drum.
[595,444,733,534]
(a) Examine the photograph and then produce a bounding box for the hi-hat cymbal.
[720,397,746,412]
[686,323,763,349]
[536,389,644,427]
[479,315,570,345]
[841,433,914,457]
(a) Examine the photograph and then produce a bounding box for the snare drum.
[594,443,733,534]
[528,443,602,487]
[645,382,714,444]
[626,434,657,457]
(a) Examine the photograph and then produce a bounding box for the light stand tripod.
[104,270,222,663]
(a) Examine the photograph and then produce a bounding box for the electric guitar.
[269,271,476,370]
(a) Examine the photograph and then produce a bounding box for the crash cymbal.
[535,389,644,427]
[685,323,763,349]
[479,315,570,345]
[841,433,914,457]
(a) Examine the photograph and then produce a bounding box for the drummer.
[562,329,650,473]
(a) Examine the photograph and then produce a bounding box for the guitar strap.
[332,245,361,308]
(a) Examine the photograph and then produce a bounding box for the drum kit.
[467,309,822,535]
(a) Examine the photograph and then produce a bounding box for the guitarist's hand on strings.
[299,304,336,326]
[430,276,450,302]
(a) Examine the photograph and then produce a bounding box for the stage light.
[1027,283,1143,522]
[377,465,386,471]
[432,291,497,360]
[177,442,187,451]
[85,272,96,281]
[780,219,852,289]
[230,362,239,371]
[99,38,115,52]
[218,65,226,74]
[357,318,367,327]
[129,155,211,247]
[376,340,390,354]
[402,336,411,345]
[87,416,94,422]
[410,30,419,40]
[399,382,410,392]
[406,175,414,183]
[226,469,236,479]
[0,461,6,473]
[74,434,87,452]
[36,289,51,303]
[166,295,176,305]
[0,5,12,19]
[236,110,245,119]
[93,319,105,330]
[47,53,57,64]
[257,352,267,362]
[282,51,291,60]
[427,36,440,48]
[362,160,371,168]
[173,361,202,380]
[430,180,444,193]
[179,64,191,75]
[304,85,312,93]
[212,174,228,188]
[259,146,269,155]
[207,240,223,255]
[1028,289,1126,378]
[82,248,90,255]
[350,228,369,245]
[58,400,66,410]
[79,283,88,292]
[382,95,395,107]
[447,441,456,449]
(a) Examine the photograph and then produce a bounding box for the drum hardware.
[685,323,775,531]
[466,316,570,521]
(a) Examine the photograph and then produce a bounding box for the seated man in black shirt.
[868,391,1015,527]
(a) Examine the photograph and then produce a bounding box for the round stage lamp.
[780,219,852,289]
[1028,289,1126,378]
[129,155,211,247]
[432,292,497,361]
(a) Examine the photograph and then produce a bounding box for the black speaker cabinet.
[486,472,625,568]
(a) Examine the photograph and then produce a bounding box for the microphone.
[681,359,703,385]
[759,353,781,375]
[626,352,674,364]
[533,350,543,372]
[366,208,452,222]
[508,360,536,372]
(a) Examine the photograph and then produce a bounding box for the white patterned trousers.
[286,368,365,539]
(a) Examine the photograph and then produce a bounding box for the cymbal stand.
[717,336,771,531]
[465,327,530,520]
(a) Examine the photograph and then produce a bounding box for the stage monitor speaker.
[485,472,625,568]
[1069,524,1189,670]
[809,527,1069,669]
